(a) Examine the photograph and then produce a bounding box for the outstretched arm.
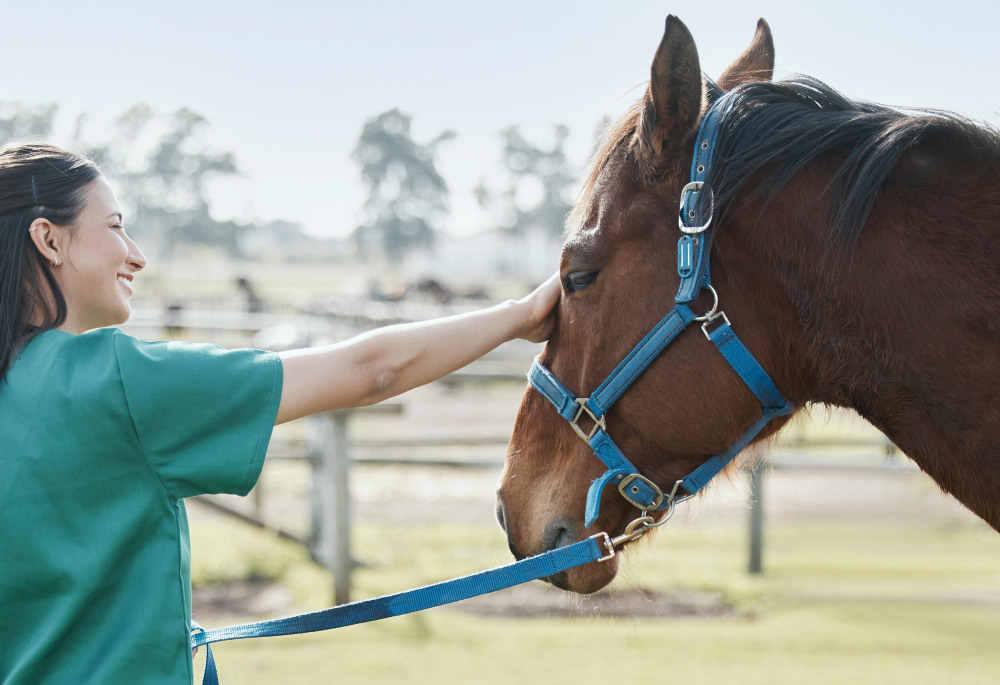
[274,273,561,425]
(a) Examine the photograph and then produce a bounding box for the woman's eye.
[112,224,124,231]
[566,271,598,292]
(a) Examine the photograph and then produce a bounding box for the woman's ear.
[28,218,64,266]
[633,15,705,174]
[718,18,775,91]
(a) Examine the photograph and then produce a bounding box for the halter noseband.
[528,92,794,530]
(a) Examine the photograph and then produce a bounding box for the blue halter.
[528,93,794,527]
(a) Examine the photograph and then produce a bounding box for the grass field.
[189,514,1000,684]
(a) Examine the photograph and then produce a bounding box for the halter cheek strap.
[527,92,794,527]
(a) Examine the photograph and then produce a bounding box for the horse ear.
[634,15,704,171]
[717,18,774,91]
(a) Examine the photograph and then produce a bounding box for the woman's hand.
[516,271,562,343]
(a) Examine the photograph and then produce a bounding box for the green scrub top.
[0,326,283,684]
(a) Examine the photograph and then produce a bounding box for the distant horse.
[496,16,1000,594]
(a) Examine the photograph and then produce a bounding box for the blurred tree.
[475,124,577,239]
[85,106,247,260]
[352,108,455,263]
[0,103,58,145]
[1,102,254,260]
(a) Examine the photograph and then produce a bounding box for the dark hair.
[0,142,103,385]
[703,75,1000,241]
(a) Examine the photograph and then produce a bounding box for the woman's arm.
[274,273,560,425]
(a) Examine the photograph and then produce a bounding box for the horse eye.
[566,271,598,292]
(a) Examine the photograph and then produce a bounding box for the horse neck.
[722,155,1000,530]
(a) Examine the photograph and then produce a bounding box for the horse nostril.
[495,494,520,557]
[495,495,507,532]
[542,520,574,553]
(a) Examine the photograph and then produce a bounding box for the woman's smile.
[117,276,133,295]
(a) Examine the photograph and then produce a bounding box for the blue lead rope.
[190,537,604,684]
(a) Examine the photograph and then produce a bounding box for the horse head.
[495,16,805,593]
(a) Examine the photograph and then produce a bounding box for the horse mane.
[706,75,1000,240]
[572,74,1000,241]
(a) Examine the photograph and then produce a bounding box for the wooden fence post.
[311,411,353,605]
[329,411,352,605]
[748,460,765,575]
[306,403,403,606]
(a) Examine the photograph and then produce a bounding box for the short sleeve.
[112,330,283,500]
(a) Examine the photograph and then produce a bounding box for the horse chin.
[544,555,619,594]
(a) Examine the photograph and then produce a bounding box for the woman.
[0,142,561,684]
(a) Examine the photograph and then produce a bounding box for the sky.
[1,0,998,240]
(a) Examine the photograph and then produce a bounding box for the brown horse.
[495,15,1000,594]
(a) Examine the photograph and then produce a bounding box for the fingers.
[514,271,562,342]
[535,271,561,315]
[517,273,560,343]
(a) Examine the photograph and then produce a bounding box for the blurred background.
[3,1,999,683]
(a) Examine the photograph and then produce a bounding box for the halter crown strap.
[675,95,730,303]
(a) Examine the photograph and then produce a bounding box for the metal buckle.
[617,473,664,509]
[700,310,730,340]
[569,398,606,442]
[678,182,714,234]
[590,532,616,562]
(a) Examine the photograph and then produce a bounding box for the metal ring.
[646,501,679,528]
[645,481,695,529]
[692,284,720,322]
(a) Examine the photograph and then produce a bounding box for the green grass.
[190,516,1000,684]
[196,603,1000,685]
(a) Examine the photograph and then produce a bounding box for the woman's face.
[28,176,146,334]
